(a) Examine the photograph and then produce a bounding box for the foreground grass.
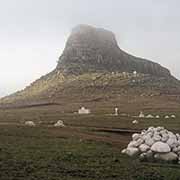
[0,126,180,180]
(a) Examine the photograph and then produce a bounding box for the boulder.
[132,133,141,141]
[54,120,65,127]
[121,149,127,154]
[132,120,138,124]
[167,138,178,148]
[146,114,154,118]
[142,134,152,141]
[136,138,144,146]
[139,144,150,152]
[147,127,155,131]
[154,152,178,162]
[125,147,139,157]
[145,138,155,147]
[128,141,138,148]
[151,142,171,153]
[171,115,176,118]
[153,135,162,142]
[140,150,153,160]
[25,121,36,127]
[161,135,169,142]
[156,127,164,132]
[146,150,153,158]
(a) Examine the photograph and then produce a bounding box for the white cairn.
[122,126,180,163]
[25,121,36,127]
[54,120,65,127]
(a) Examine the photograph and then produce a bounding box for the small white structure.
[78,107,90,114]
[133,71,137,77]
[132,120,139,124]
[114,107,119,116]
[25,121,36,127]
[122,72,128,78]
[122,72,126,76]
[156,115,160,119]
[165,115,170,119]
[171,115,176,118]
[146,114,154,118]
[139,111,145,118]
[54,120,65,127]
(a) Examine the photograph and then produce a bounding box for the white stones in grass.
[133,71,138,78]
[54,120,65,127]
[146,114,154,118]
[132,120,139,124]
[25,121,36,127]
[165,115,170,119]
[171,115,176,118]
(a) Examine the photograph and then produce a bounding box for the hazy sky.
[0,0,180,97]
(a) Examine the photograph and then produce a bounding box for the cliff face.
[57,25,171,77]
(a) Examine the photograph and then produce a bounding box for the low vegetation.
[0,107,180,179]
[0,126,180,180]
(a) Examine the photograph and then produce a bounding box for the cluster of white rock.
[138,112,176,119]
[25,121,36,127]
[122,127,180,163]
[54,120,65,127]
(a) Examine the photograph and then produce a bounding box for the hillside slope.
[0,25,180,111]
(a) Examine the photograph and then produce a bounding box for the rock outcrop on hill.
[0,25,180,110]
[57,25,170,77]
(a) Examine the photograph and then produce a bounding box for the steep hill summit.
[57,24,170,77]
[0,25,180,111]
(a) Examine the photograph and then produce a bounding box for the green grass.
[0,126,180,179]
[0,107,180,129]
[0,107,180,179]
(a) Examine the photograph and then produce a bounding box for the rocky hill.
[57,25,170,77]
[0,25,180,111]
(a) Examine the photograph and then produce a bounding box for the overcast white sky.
[0,0,180,97]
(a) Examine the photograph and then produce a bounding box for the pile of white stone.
[122,127,180,163]
[54,120,65,127]
[25,121,36,127]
